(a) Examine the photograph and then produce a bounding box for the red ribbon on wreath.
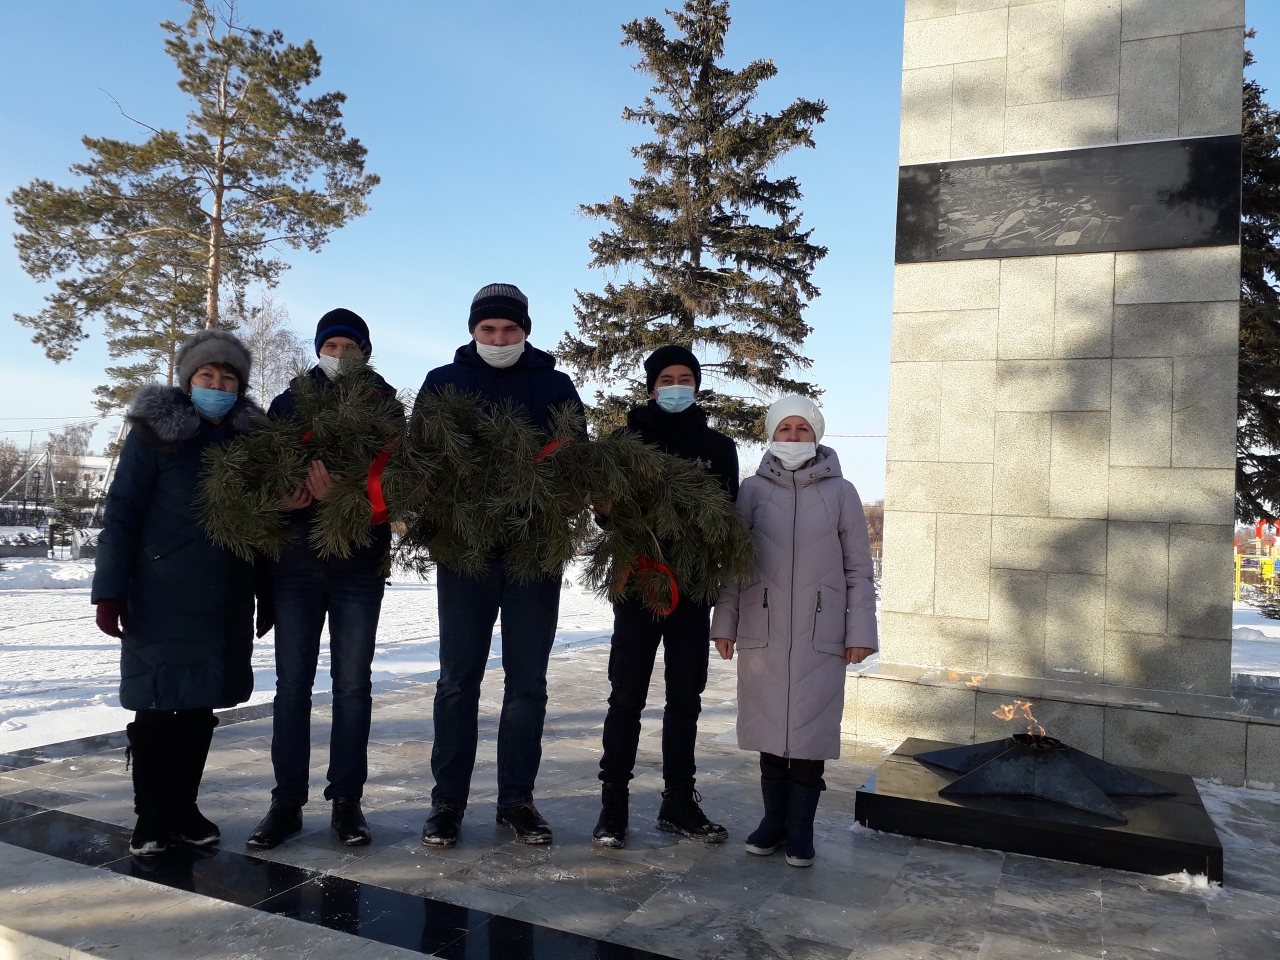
[301,430,314,444]
[366,439,401,525]
[534,437,575,462]
[617,556,679,616]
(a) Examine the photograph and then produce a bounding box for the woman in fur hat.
[92,329,264,856]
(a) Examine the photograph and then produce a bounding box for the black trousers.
[760,752,826,790]
[599,598,711,786]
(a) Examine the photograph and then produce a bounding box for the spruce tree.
[1238,32,1280,521]
[9,0,377,408]
[560,0,827,439]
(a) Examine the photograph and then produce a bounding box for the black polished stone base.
[855,738,1223,882]
[0,795,670,959]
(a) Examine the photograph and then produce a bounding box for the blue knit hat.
[315,308,371,356]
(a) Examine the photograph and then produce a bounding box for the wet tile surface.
[3,643,1280,959]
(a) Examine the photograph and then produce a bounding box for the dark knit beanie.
[315,308,372,356]
[644,345,702,392]
[468,283,531,335]
[176,329,252,394]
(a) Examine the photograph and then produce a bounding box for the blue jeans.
[270,569,384,805]
[431,562,561,809]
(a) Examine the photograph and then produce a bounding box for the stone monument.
[845,0,1279,786]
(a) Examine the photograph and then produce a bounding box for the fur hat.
[765,395,825,443]
[176,329,252,393]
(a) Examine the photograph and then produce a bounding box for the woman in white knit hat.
[711,395,878,866]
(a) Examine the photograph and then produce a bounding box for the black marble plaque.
[895,135,1241,263]
[855,738,1224,882]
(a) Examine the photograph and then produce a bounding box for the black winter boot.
[331,797,372,846]
[168,711,219,847]
[126,720,169,857]
[496,802,553,845]
[657,780,728,843]
[592,782,629,848]
[784,782,821,867]
[421,804,464,847]
[745,777,788,856]
[246,800,304,850]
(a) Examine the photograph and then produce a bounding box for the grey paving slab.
[4,644,1280,960]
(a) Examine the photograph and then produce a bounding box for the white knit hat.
[765,395,825,443]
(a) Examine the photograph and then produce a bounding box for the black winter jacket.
[624,402,740,500]
[416,341,585,434]
[92,386,262,712]
[267,366,404,575]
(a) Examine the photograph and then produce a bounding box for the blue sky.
[2,2,1278,500]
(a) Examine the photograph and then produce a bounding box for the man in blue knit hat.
[247,308,403,851]
[415,284,585,848]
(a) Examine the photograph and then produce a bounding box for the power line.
[826,433,887,438]
[0,418,102,435]
[0,415,101,421]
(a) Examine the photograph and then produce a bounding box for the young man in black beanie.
[592,344,738,848]
[415,283,586,847]
[247,308,404,850]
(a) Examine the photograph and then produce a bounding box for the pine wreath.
[397,389,754,611]
[199,377,754,613]
[198,360,408,561]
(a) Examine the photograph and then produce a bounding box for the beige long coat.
[711,447,878,760]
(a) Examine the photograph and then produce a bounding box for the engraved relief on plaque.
[895,135,1241,264]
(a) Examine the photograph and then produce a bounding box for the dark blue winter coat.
[416,341,585,433]
[92,386,263,712]
[267,365,404,575]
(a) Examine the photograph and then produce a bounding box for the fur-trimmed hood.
[127,385,263,445]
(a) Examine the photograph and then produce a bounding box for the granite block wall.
[882,0,1244,696]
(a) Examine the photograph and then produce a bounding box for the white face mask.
[769,441,817,471]
[316,354,344,379]
[476,340,525,368]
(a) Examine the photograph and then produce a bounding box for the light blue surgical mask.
[655,384,696,413]
[190,385,238,420]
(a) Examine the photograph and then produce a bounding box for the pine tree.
[1238,31,1280,521]
[9,0,377,409]
[559,0,827,440]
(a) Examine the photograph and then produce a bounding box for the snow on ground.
[1230,601,1280,677]
[0,560,613,753]
[4,561,1280,755]
[0,558,95,590]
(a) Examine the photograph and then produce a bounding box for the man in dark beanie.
[414,283,584,848]
[246,308,403,851]
[592,344,738,849]
[313,307,372,357]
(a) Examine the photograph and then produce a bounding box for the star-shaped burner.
[915,734,1175,824]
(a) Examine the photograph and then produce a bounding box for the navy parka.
[92,386,263,712]
[416,341,585,433]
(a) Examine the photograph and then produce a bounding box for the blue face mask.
[655,384,696,413]
[190,385,238,420]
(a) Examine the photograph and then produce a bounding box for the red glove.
[95,599,130,638]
